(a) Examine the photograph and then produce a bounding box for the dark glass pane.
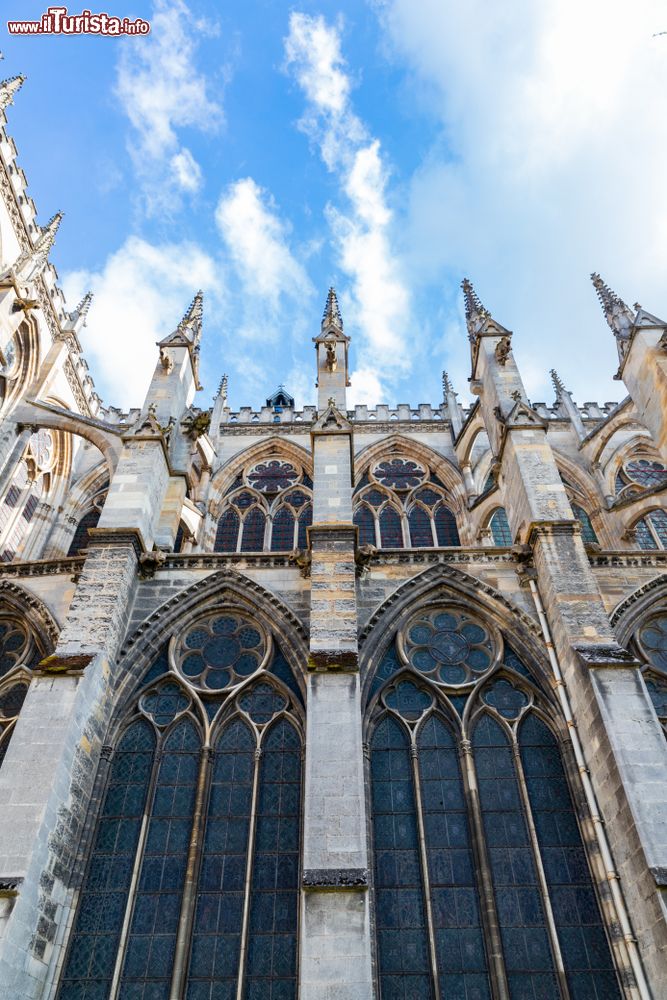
[369,643,401,702]
[186,720,254,997]
[0,682,27,719]
[490,508,512,546]
[214,510,239,553]
[571,504,598,545]
[473,714,558,994]
[58,721,156,997]
[379,507,403,549]
[68,509,102,556]
[270,508,295,552]
[173,523,185,553]
[268,650,303,707]
[408,507,433,548]
[120,720,200,995]
[625,459,667,489]
[371,716,433,999]
[519,715,621,997]
[353,505,375,546]
[297,504,312,550]
[635,516,658,551]
[244,719,301,998]
[0,619,28,676]
[247,461,298,494]
[419,716,492,999]
[638,613,667,673]
[434,506,460,546]
[649,510,667,549]
[241,509,266,552]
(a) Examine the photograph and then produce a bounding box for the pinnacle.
[73,291,93,319]
[442,370,454,396]
[217,373,228,399]
[590,272,635,338]
[36,211,64,251]
[322,286,343,330]
[549,369,565,397]
[0,75,26,111]
[461,278,489,323]
[179,289,203,329]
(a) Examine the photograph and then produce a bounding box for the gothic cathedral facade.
[0,76,666,1000]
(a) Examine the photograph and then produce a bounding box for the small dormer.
[266,385,295,414]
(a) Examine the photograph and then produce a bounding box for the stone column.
[300,299,373,998]
[469,302,667,995]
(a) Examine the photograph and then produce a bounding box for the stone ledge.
[574,643,639,669]
[302,868,368,890]
[651,866,667,887]
[307,649,359,672]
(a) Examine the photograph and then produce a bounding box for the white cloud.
[215,178,312,309]
[376,0,667,403]
[284,12,411,395]
[115,0,223,212]
[62,237,220,409]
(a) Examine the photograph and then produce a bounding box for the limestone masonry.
[0,75,665,999]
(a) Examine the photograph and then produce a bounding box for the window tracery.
[0,429,59,562]
[58,613,303,1000]
[367,607,622,998]
[615,454,667,498]
[633,609,667,735]
[489,507,512,546]
[353,458,460,550]
[634,509,667,550]
[214,466,312,553]
[0,611,40,767]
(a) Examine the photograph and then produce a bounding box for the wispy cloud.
[284,12,411,402]
[115,0,223,214]
[376,0,667,403]
[62,237,220,408]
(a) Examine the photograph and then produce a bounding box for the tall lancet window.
[214,461,312,553]
[366,608,622,999]
[58,612,304,1000]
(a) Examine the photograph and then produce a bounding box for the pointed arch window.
[0,612,46,768]
[67,508,101,556]
[367,609,622,999]
[489,507,512,546]
[634,610,667,737]
[634,509,667,550]
[58,624,303,1000]
[354,504,376,546]
[269,487,313,551]
[571,502,598,545]
[379,505,403,548]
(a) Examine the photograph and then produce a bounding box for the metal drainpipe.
[526,576,652,1000]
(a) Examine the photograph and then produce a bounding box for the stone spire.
[322,286,343,332]
[217,373,228,405]
[0,75,26,111]
[63,291,93,335]
[4,211,63,285]
[590,272,635,352]
[442,370,463,437]
[175,290,203,348]
[442,370,453,398]
[461,278,490,340]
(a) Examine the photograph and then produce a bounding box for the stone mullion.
[170,745,214,998]
[459,737,510,1000]
[409,741,442,1000]
[235,744,262,1000]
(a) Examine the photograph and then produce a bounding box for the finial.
[173,289,203,348]
[322,286,343,331]
[217,373,228,403]
[8,210,63,284]
[442,370,454,397]
[0,75,26,111]
[461,278,490,340]
[549,368,565,398]
[590,272,635,342]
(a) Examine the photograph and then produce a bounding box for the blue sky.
[3,0,667,412]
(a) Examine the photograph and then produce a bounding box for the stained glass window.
[241,509,266,552]
[353,505,376,546]
[271,507,295,551]
[374,458,426,490]
[434,505,460,546]
[519,716,621,998]
[636,611,667,736]
[474,714,559,997]
[371,716,433,999]
[635,510,667,550]
[214,509,239,553]
[247,461,299,494]
[178,613,266,691]
[408,506,433,548]
[59,721,156,999]
[379,506,403,548]
[0,619,28,677]
[489,508,512,546]
[624,459,667,489]
[571,503,598,545]
[297,504,312,550]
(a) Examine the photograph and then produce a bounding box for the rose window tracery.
[175,612,268,691]
[402,608,496,684]
[373,458,426,490]
[247,460,299,494]
[0,618,29,677]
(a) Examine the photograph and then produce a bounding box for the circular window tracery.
[175,612,269,692]
[401,608,497,685]
[247,460,299,494]
[625,459,667,490]
[637,612,667,674]
[373,458,426,491]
